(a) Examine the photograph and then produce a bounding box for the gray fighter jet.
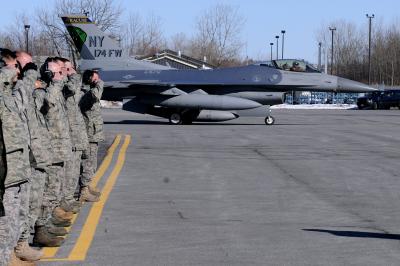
[61,14,375,125]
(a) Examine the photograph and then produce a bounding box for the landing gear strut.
[264,105,275,126]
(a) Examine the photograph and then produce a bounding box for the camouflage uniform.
[13,69,51,240]
[61,73,88,205]
[35,80,72,226]
[79,80,104,188]
[0,67,31,265]
[0,108,5,219]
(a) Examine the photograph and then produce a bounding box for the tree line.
[316,19,400,86]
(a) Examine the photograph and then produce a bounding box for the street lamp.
[275,35,279,60]
[269,42,274,61]
[329,27,336,75]
[281,30,286,59]
[366,14,374,85]
[329,27,336,104]
[318,42,322,71]
[24,24,30,53]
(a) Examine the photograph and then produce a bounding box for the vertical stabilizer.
[61,14,170,70]
[61,14,124,60]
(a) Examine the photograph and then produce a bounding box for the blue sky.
[1,0,399,63]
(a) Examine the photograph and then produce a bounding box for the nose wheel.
[264,105,275,125]
[265,116,275,125]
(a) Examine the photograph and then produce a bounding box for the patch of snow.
[271,104,357,110]
[100,100,122,108]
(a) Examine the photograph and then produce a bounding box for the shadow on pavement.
[104,120,170,125]
[303,229,400,240]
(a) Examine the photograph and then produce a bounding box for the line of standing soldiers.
[0,48,105,266]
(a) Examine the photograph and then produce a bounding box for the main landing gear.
[169,110,196,125]
[169,112,182,125]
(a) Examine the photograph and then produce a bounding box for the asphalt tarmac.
[41,108,400,266]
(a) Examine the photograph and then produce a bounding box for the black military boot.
[33,226,65,247]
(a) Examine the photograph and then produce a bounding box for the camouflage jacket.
[40,80,72,163]
[13,70,51,170]
[0,67,31,188]
[0,92,6,216]
[80,81,104,143]
[63,73,88,151]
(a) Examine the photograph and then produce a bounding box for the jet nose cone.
[337,77,377,92]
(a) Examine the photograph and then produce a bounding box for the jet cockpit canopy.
[258,59,321,73]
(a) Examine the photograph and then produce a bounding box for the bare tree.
[136,13,166,56]
[190,4,245,67]
[122,12,144,56]
[316,18,400,85]
[170,32,190,55]
[120,12,166,56]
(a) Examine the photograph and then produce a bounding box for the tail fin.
[61,14,124,61]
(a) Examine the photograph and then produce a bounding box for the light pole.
[269,42,274,61]
[329,27,336,75]
[281,30,285,59]
[318,42,322,71]
[366,14,374,85]
[275,35,279,60]
[24,24,30,53]
[329,27,336,104]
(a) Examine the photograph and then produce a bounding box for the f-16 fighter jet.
[61,14,375,125]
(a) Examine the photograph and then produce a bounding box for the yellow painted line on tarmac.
[42,134,131,262]
[41,135,122,260]
[67,134,131,261]
[91,135,122,187]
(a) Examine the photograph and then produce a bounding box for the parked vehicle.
[357,90,400,109]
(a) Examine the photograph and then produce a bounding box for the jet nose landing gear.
[264,105,275,125]
[264,116,275,125]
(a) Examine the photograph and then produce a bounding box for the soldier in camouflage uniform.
[0,52,31,265]
[32,59,73,247]
[0,53,5,221]
[79,70,104,202]
[12,51,55,260]
[56,58,88,212]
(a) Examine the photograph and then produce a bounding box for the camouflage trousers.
[80,143,98,188]
[20,168,47,240]
[61,150,82,205]
[18,181,30,241]
[0,195,4,218]
[36,164,65,227]
[0,184,26,266]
